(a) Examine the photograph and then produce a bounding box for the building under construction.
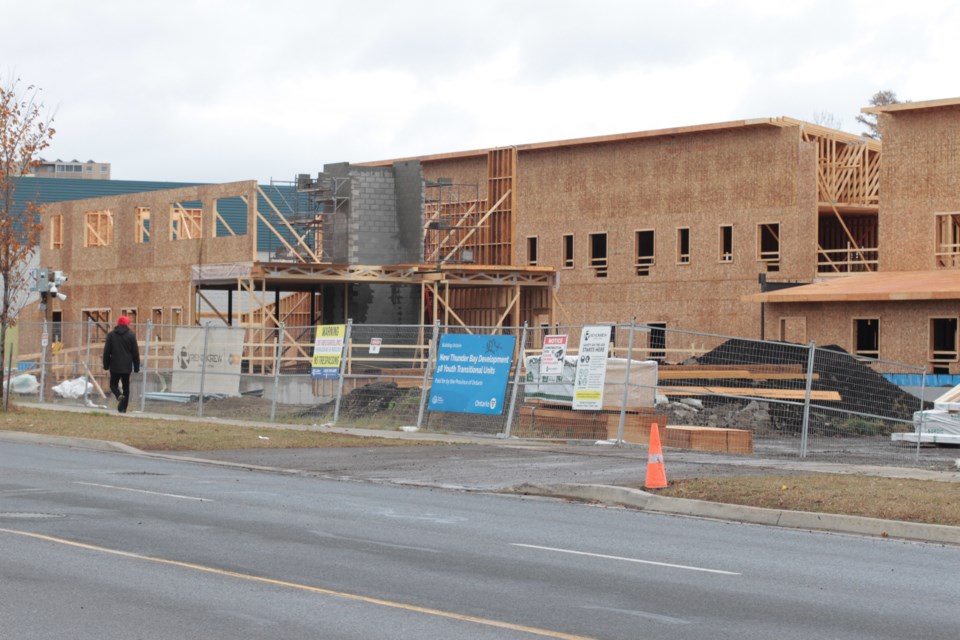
[28,96,960,373]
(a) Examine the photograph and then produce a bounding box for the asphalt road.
[181,439,960,490]
[3,441,960,640]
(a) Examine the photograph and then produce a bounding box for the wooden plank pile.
[657,364,839,402]
[515,403,752,454]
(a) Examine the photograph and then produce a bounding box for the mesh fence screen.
[10,320,944,467]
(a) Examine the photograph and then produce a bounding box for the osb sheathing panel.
[39,181,258,323]
[421,156,490,201]
[879,106,960,271]
[517,126,819,334]
[765,299,960,370]
[410,127,822,339]
[558,278,767,336]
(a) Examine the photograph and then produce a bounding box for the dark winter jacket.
[103,325,141,374]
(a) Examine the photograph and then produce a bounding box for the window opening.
[635,230,655,276]
[82,309,112,342]
[648,322,666,361]
[853,318,879,358]
[677,228,690,264]
[720,225,733,262]
[134,207,151,243]
[930,318,958,362]
[589,233,608,277]
[526,236,538,266]
[562,234,574,268]
[51,214,63,250]
[170,204,202,240]
[935,213,960,268]
[758,222,780,271]
[84,210,113,247]
[152,307,164,342]
[51,310,63,343]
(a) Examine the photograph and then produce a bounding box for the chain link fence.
[7,319,944,467]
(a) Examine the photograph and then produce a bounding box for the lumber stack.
[601,409,668,444]
[516,404,752,454]
[660,425,753,454]
[515,404,609,440]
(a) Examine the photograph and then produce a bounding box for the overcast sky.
[4,0,959,184]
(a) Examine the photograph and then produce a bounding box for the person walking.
[103,316,140,413]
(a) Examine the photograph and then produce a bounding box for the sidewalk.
[7,401,960,545]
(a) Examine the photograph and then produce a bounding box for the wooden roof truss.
[422,147,517,267]
[780,119,881,274]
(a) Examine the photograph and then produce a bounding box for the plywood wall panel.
[878,106,960,271]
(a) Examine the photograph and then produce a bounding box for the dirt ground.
[53,392,960,477]
[181,442,821,490]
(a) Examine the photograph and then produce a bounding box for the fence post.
[416,321,441,429]
[39,318,49,404]
[502,322,529,439]
[332,319,353,425]
[82,319,93,406]
[614,318,637,445]
[916,366,927,461]
[5,349,14,410]
[139,321,153,413]
[197,324,210,418]
[799,340,817,458]
[270,323,285,421]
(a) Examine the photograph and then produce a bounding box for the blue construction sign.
[428,333,516,415]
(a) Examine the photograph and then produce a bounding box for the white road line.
[74,482,209,502]
[512,543,741,575]
[0,488,53,496]
[579,605,691,625]
[310,530,441,554]
[0,528,595,640]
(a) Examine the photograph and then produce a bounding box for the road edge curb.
[507,483,960,546]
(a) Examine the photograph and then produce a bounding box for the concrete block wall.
[321,162,424,265]
[319,162,424,325]
[349,166,400,264]
[394,160,425,263]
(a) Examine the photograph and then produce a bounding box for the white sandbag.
[52,377,92,399]
[10,374,39,394]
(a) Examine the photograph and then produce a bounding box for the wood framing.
[33,101,960,371]
[31,176,556,363]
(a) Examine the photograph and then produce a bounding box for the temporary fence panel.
[11,319,944,468]
[331,322,434,429]
[423,324,527,437]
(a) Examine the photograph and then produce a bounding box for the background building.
[31,158,111,180]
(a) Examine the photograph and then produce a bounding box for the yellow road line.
[0,527,594,640]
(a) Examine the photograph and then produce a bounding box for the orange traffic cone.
[644,422,668,489]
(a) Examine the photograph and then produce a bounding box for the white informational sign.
[540,334,568,380]
[171,327,245,395]
[573,325,612,410]
[369,337,382,354]
[525,356,657,409]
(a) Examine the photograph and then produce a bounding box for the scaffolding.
[266,173,352,262]
[423,178,482,266]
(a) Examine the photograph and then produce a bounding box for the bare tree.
[855,90,900,140]
[0,76,55,401]
[812,111,844,130]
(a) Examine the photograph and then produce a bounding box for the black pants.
[109,372,131,412]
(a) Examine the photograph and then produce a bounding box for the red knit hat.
[117,316,131,326]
